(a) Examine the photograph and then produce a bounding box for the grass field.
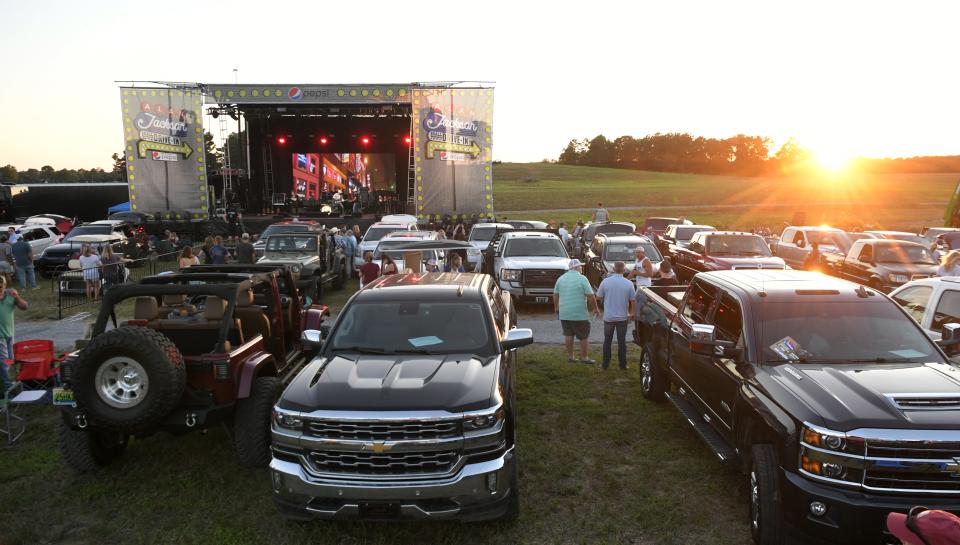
[0,344,750,545]
[492,162,959,232]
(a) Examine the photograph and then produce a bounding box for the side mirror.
[301,329,323,351]
[501,328,534,350]
[937,323,960,348]
[689,323,716,356]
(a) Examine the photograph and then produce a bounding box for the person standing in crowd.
[100,245,124,292]
[628,247,655,288]
[236,233,255,264]
[452,223,467,241]
[554,259,600,364]
[10,235,36,290]
[339,228,356,269]
[930,240,944,264]
[0,235,13,288]
[803,241,822,271]
[596,261,635,370]
[939,250,960,277]
[359,252,380,286]
[592,203,610,222]
[558,222,571,251]
[0,275,28,393]
[426,258,440,272]
[572,220,585,238]
[444,254,466,273]
[6,227,18,244]
[78,245,102,300]
[209,236,228,265]
[179,246,200,268]
[381,254,398,276]
[654,259,677,286]
[201,235,214,264]
[352,225,362,241]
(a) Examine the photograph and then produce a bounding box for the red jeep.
[58,269,328,471]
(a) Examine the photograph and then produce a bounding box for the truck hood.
[278,353,498,413]
[875,263,939,277]
[763,362,960,431]
[258,253,319,266]
[500,256,568,269]
[709,256,786,269]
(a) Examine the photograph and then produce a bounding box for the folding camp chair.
[1,382,48,446]
[14,340,61,389]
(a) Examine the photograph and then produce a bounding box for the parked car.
[373,231,441,272]
[504,220,549,230]
[583,234,662,288]
[25,214,74,234]
[483,230,569,304]
[571,221,636,259]
[60,221,132,242]
[921,226,960,243]
[769,225,847,269]
[656,224,715,257]
[640,217,692,237]
[57,269,327,472]
[256,230,347,296]
[270,271,532,521]
[253,220,323,258]
[822,238,938,292]
[353,220,419,273]
[12,224,63,257]
[635,270,960,545]
[672,231,786,283]
[466,223,513,272]
[890,276,960,340]
[863,230,929,246]
[38,234,126,276]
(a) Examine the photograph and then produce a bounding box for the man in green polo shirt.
[0,275,28,393]
[553,259,600,364]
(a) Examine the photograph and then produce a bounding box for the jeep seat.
[132,296,159,327]
[154,296,240,355]
[159,293,197,317]
[234,290,271,345]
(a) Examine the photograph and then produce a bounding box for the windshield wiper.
[845,357,919,363]
[393,348,442,355]
[766,357,919,364]
[330,346,387,354]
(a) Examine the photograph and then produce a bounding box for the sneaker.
[580,358,597,365]
[567,357,578,363]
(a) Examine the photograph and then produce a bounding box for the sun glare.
[812,147,855,172]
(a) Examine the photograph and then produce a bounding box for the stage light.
[404,136,412,145]
[320,137,328,145]
[277,136,286,145]
[361,136,370,145]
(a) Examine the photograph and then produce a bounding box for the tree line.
[557,134,960,175]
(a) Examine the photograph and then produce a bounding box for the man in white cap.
[553,258,600,364]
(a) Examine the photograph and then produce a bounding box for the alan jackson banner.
[119,87,208,218]
[412,87,494,218]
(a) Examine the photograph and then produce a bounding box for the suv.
[484,230,569,304]
[270,272,533,521]
[353,221,419,273]
[257,230,348,296]
[822,239,938,292]
[57,269,328,471]
[466,223,513,272]
[672,231,786,284]
[253,220,322,258]
[657,224,715,257]
[583,234,661,289]
[769,226,847,269]
[374,231,440,272]
[571,221,636,259]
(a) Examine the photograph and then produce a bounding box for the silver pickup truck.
[769,226,847,269]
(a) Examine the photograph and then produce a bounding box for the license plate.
[52,387,76,407]
[359,502,400,518]
[535,296,549,304]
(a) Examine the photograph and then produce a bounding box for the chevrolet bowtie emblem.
[365,441,392,454]
[948,457,960,478]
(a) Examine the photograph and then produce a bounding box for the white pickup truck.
[889,277,960,340]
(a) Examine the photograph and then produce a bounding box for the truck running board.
[665,391,737,464]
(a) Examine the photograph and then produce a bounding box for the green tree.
[223,131,246,172]
[558,139,581,165]
[111,152,126,175]
[0,165,18,182]
[203,131,221,172]
[583,135,614,167]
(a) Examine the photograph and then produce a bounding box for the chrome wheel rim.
[750,470,760,531]
[640,352,652,392]
[95,356,149,409]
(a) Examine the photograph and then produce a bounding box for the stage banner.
[119,87,208,218]
[412,87,494,218]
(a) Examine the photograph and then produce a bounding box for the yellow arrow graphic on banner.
[137,140,194,159]
[425,140,482,159]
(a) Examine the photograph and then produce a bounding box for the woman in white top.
[938,250,960,277]
[654,259,677,286]
[629,247,655,287]
[179,246,200,269]
[78,246,102,300]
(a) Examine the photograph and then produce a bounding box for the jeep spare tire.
[72,326,186,430]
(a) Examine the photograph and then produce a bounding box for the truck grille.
[307,420,461,441]
[524,269,563,288]
[889,394,960,411]
[308,450,459,476]
[864,438,960,493]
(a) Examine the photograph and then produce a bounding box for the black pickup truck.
[635,270,960,545]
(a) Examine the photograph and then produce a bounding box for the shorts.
[561,320,591,340]
[0,262,11,274]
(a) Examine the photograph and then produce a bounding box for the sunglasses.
[906,506,933,545]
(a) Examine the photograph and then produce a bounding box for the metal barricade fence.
[55,250,182,319]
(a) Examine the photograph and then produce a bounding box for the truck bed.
[641,285,685,314]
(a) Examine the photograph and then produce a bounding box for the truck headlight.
[463,407,505,430]
[888,273,909,284]
[291,264,302,273]
[799,423,864,485]
[273,409,303,430]
[468,248,481,256]
[501,269,521,282]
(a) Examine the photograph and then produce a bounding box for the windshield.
[64,225,110,239]
[875,244,935,264]
[707,235,771,256]
[362,226,403,243]
[760,301,942,363]
[675,226,712,241]
[261,224,311,239]
[884,234,928,246]
[645,218,678,231]
[605,242,660,262]
[373,240,435,259]
[266,235,317,252]
[328,301,494,355]
[806,230,842,247]
[469,227,499,242]
[503,238,568,258]
[588,224,634,241]
[378,249,440,263]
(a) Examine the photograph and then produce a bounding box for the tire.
[749,445,785,545]
[234,376,282,468]
[59,420,129,472]
[639,345,667,401]
[499,453,520,522]
[72,327,185,431]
